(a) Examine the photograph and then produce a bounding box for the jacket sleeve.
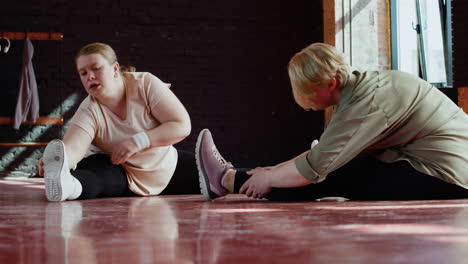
[295,92,390,183]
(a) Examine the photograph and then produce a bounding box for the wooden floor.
[2,178,468,264]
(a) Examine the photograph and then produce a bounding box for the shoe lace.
[212,146,233,169]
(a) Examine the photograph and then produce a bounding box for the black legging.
[72,150,200,200]
[233,157,468,201]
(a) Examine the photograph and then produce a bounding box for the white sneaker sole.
[195,129,214,201]
[43,140,67,202]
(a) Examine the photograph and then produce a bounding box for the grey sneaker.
[43,139,80,202]
[195,129,233,200]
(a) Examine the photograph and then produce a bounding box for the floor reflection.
[3,179,468,264]
[43,197,192,264]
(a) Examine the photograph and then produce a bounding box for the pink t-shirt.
[69,72,178,196]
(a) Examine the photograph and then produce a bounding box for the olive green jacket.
[296,70,468,189]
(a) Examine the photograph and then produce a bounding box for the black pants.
[72,150,200,200]
[233,157,468,201]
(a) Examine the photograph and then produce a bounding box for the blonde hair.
[75,42,136,73]
[288,43,350,97]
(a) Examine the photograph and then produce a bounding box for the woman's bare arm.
[62,124,94,168]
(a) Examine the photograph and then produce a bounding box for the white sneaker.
[43,139,82,202]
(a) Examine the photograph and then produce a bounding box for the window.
[391,0,452,87]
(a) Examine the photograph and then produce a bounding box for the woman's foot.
[43,139,82,202]
[195,129,234,200]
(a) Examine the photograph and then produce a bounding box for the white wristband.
[132,132,150,151]
[311,139,319,149]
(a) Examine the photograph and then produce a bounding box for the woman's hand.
[240,160,313,199]
[111,138,140,165]
[239,167,274,199]
[37,157,44,176]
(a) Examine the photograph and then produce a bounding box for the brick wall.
[0,0,324,175]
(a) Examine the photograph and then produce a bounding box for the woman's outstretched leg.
[195,129,468,201]
[233,158,468,201]
[195,128,342,201]
[160,150,201,195]
[43,139,83,202]
[72,154,133,199]
[195,128,234,200]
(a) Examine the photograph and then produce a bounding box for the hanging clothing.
[13,38,39,129]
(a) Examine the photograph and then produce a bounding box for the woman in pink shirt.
[39,43,199,201]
